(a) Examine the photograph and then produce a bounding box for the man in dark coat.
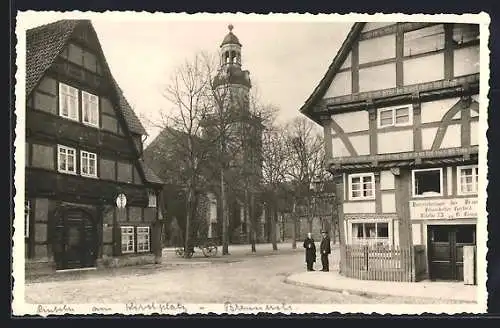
[303,232,316,271]
[320,230,331,272]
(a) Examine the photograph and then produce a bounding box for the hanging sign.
[115,193,127,209]
[409,197,477,220]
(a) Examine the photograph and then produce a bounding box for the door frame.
[427,224,476,281]
[52,206,98,270]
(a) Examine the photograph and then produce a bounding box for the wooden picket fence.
[340,244,417,282]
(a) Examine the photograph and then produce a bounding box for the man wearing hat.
[320,229,331,272]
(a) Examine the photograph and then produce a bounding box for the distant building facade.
[301,22,480,282]
[25,20,164,274]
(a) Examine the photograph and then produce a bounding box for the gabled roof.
[26,19,147,135]
[299,23,365,123]
[138,159,164,185]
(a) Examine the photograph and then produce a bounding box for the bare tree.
[285,117,326,247]
[237,89,278,252]
[261,121,291,251]
[144,53,213,257]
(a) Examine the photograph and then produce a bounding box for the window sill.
[411,194,444,199]
[81,174,98,179]
[82,122,100,129]
[58,114,80,123]
[348,197,376,202]
[58,170,78,176]
[457,192,478,197]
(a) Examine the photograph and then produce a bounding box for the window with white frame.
[378,105,413,128]
[412,168,443,197]
[82,91,99,127]
[137,227,150,252]
[57,145,76,174]
[80,150,97,178]
[121,226,135,253]
[352,222,389,245]
[58,83,79,121]
[147,192,157,208]
[25,200,30,238]
[349,173,375,200]
[457,165,479,195]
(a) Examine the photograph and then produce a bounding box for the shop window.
[378,105,413,128]
[137,227,150,252]
[352,222,389,245]
[121,226,135,253]
[412,168,443,197]
[457,165,479,195]
[404,24,445,57]
[348,173,375,200]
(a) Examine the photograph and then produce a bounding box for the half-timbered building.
[300,22,480,282]
[25,20,164,274]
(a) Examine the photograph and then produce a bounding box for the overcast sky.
[18,12,355,142]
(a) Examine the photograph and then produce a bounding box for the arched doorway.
[53,207,98,270]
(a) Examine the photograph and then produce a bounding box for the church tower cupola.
[220,24,242,68]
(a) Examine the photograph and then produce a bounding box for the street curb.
[282,275,476,303]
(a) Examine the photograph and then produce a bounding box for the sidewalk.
[284,271,477,303]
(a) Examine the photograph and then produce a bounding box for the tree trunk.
[221,168,229,255]
[291,200,297,249]
[250,191,256,253]
[270,196,278,251]
[184,186,193,258]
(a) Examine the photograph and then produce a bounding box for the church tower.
[211,25,265,244]
[213,24,252,113]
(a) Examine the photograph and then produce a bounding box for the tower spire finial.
[228,24,234,32]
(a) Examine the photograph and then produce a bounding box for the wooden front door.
[427,224,476,281]
[54,208,97,270]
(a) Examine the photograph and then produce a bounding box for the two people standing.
[303,230,331,272]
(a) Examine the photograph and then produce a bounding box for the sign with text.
[409,197,477,220]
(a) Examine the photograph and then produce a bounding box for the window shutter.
[115,225,122,256]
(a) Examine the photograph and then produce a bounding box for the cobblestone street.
[25,250,464,304]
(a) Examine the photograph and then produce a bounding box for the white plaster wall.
[324,71,352,98]
[380,170,395,190]
[382,193,396,213]
[470,121,479,146]
[343,201,376,214]
[332,111,369,133]
[412,223,422,245]
[421,127,439,150]
[454,46,480,77]
[393,220,400,247]
[452,111,462,120]
[349,134,370,156]
[447,167,453,196]
[362,22,395,32]
[378,129,413,154]
[403,53,444,86]
[358,34,396,64]
[341,51,352,69]
[440,124,461,149]
[421,98,461,124]
[332,137,351,157]
[359,63,396,92]
[472,94,479,103]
